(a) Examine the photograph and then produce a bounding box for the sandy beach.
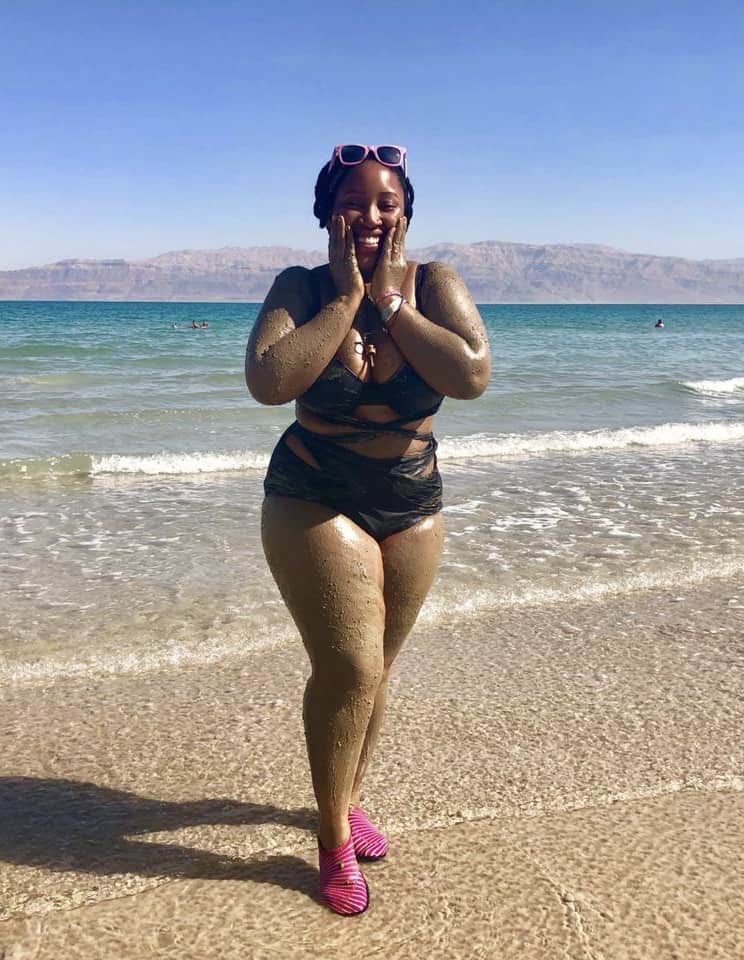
[2,574,743,959]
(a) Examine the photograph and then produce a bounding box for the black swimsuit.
[263,265,444,540]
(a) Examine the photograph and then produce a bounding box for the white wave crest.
[91,450,270,476]
[682,376,744,397]
[9,418,744,482]
[437,420,744,462]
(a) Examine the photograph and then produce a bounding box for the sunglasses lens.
[339,145,367,164]
[376,146,402,166]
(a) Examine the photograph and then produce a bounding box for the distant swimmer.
[655,318,665,329]
[201,321,209,328]
[192,320,200,329]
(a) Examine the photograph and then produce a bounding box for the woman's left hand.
[369,217,408,303]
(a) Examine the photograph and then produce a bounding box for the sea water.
[2,301,743,683]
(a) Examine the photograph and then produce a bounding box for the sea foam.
[91,450,270,475]
[3,419,744,481]
[437,419,744,461]
[682,376,744,397]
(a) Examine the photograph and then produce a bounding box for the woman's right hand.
[329,215,365,303]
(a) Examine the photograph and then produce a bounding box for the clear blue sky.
[1,0,743,268]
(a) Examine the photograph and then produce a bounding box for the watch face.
[381,296,403,326]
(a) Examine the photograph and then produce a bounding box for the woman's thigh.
[261,495,387,676]
[379,513,444,666]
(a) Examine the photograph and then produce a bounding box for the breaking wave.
[3,419,744,481]
[681,376,744,398]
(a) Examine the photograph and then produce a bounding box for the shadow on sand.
[0,777,318,898]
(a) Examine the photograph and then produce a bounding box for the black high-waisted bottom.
[263,422,443,541]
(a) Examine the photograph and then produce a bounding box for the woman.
[245,144,490,915]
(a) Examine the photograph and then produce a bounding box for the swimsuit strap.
[296,398,438,437]
[293,412,435,444]
[309,266,324,317]
[414,261,427,308]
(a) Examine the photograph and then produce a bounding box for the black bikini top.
[299,357,443,421]
[298,265,444,431]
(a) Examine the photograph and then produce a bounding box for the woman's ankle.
[318,818,351,851]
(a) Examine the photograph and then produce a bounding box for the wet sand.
[1,576,743,958]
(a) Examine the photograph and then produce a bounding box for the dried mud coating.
[261,495,442,843]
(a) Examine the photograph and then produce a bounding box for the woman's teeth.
[356,236,380,248]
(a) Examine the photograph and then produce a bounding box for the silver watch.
[379,295,404,327]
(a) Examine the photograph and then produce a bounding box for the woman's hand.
[329,215,365,303]
[369,217,408,303]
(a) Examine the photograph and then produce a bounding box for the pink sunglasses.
[326,144,408,177]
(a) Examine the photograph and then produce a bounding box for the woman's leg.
[350,513,444,806]
[261,495,387,851]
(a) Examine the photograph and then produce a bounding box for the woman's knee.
[310,638,384,695]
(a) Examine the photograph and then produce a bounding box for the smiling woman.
[244,143,490,916]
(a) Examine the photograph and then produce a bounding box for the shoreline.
[2,574,743,956]
[4,552,743,688]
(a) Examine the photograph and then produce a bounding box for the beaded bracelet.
[373,287,402,306]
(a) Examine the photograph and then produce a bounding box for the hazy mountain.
[2,242,744,303]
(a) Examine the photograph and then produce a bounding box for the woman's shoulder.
[263,264,330,321]
[271,264,312,286]
[418,260,461,280]
[416,260,464,299]
[271,263,330,291]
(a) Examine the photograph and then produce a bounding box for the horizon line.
[4,239,744,273]
[2,299,743,307]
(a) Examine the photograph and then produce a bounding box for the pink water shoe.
[318,834,369,916]
[349,806,388,861]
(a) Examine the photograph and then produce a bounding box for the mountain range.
[2,241,744,303]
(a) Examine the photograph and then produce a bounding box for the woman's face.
[330,160,406,274]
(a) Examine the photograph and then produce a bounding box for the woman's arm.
[245,218,365,405]
[387,261,491,399]
[245,269,360,405]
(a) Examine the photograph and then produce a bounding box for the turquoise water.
[3,302,744,465]
[2,301,744,682]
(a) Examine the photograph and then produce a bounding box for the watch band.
[379,295,404,328]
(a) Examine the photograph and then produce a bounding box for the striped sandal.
[318,834,369,916]
[349,806,388,861]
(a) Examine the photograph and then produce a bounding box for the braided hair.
[313,160,414,229]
